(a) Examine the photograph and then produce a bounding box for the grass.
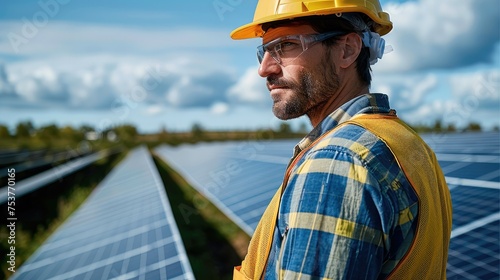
[152,154,250,280]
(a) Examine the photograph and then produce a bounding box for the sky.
[0,0,499,134]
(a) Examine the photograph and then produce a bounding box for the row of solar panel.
[154,131,500,279]
[0,149,114,204]
[10,132,499,279]
[12,146,194,280]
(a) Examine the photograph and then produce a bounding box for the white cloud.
[376,0,500,72]
[0,55,239,111]
[145,105,164,116]
[227,66,269,106]
[372,68,500,129]
[404,99,455,124]
[210,102,230,115]
[449,70,500,100]
[3,62,117,109]
[448,69,500,120]
[372,73,439,111]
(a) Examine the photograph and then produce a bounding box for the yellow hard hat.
[230,0,392,39]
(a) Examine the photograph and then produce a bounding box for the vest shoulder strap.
[344,114,452,279]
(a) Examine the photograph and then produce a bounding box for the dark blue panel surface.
[12,147,194,280]
[156,132,500,279]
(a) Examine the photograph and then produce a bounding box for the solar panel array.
[13,146,194,280]
[424,132,500,279]
[0,150,110,204]
[155,131,500,279]
[0,148,93,176]
[155,141,291,235]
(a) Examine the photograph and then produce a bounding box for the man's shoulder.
[311,122,385,158]
[301,122,406,186]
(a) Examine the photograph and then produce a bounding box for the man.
[230,1,452,279]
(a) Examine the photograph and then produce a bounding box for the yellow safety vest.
[233,114,453,280]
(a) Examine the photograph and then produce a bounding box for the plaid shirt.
[264,93,419,279]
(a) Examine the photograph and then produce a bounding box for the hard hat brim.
[230,7,392,40]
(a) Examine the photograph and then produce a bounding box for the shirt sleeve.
[274,146,399,280]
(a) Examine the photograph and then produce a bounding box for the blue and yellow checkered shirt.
[264,93,419,279]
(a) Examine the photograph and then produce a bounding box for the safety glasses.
[257,31,346,65]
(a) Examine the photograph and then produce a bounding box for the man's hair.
[262,13,373,86]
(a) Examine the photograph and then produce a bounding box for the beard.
[267,55,340,120]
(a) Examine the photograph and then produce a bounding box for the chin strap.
[361,31,393,65]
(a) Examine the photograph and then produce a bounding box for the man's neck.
[307,82,369,127]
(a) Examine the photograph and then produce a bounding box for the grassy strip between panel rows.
[152,154,250,280]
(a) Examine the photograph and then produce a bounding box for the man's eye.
[279,41,299,49]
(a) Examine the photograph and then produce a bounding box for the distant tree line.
[409,119,498,133]
[0,121,138,140]
[0,119,497,150]
[0,121,138,150]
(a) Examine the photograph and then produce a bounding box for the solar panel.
[0,150,111,204]
[155,131,500,279]
[0,149,92,176]
[155,140,293,235]
[448,219,499,279]
[12,146,194,280]
[432,132,500,279]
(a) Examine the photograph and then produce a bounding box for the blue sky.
[0,0,499,134]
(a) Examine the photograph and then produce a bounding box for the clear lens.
[257,35,302,64]
[256,31,346,65]
[257,45,265,63]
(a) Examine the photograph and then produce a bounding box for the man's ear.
[338,33,362,69]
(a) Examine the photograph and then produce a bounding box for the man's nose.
[258,52,281,77]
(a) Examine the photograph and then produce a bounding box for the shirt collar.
[293,93,393,156]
